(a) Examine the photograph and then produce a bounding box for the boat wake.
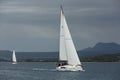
[32,68,57,72]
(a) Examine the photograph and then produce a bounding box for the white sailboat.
[56,6,84,71]
[12,50,17,64]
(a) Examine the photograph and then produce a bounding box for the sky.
[0,0,120,52]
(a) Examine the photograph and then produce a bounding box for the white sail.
[12,50,17,63]
[59,8,67,61]
[60,6,81,65]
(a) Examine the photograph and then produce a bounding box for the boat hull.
[56,65,84,71]
[12,62,17,64]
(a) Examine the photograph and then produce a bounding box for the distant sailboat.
[12,50,17,64]
[56,6,84,71]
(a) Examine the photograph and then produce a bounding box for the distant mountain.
[78,42,120,57]
[0,42,120,62]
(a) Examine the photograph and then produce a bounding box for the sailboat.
[12,50,17,64]
[56,6,84,71]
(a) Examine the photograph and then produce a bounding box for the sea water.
[0,62,120,80]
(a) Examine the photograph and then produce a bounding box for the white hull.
[56,65,84,71]
[12,62,17,64]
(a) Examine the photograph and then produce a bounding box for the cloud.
[0,0,120,51]
[0,23,58,39]
[67,8,97,13]
[0,0,56,15]
[0,23,59,51]
[0,6,36,13]
[0,5,57,15]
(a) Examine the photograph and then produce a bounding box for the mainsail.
[59,6,67,61]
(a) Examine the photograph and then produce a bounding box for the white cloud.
[0,0,57,14]
[0,6,35,13]
[0,5,53,14]
[72,8,97,12]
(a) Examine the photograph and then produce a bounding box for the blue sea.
[0,62,120,80]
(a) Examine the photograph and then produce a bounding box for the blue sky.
[0,0,120,52]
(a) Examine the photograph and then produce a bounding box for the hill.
[0,42,120,62]
[78,42,120,57]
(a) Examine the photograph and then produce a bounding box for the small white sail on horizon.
[12,50,17,64]
[56,5,84,71]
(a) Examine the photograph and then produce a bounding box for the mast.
[60,5,64,14]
